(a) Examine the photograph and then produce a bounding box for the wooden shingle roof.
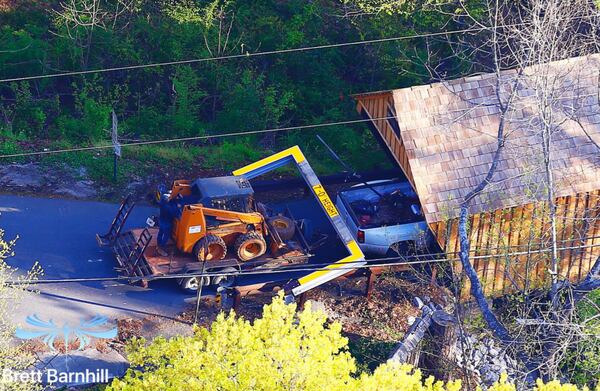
[387,54,600,223]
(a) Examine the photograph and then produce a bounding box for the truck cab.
[335,179,432,257]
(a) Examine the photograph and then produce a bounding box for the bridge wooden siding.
[354,83,600,297]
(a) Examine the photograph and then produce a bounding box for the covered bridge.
[355,54,600,296]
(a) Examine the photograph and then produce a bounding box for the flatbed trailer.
[98,146,365,299]
[101,204,312,291]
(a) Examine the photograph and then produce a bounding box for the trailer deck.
[114,227,309,279]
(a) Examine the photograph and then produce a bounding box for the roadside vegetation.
[107,294,598,391]
[3,0,600,389]
[0,231,41,391]
[0,0,447,181]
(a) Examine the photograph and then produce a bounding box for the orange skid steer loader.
[98,174,305,291]
[155,175,294,263]
[174,204,269,262]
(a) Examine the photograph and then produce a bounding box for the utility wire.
[0,115,398,159]
[5,256,453,286]
[2,15,591,85]
[0,26,487,84]
[7,237,600,286]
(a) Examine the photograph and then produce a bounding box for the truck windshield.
[339,182,424,228]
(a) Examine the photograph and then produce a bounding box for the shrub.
[108,294,461,391]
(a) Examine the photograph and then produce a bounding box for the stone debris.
[0,163,44,187]
[0,162,98,199]
[453,334,520,387]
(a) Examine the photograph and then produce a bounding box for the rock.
[77,166,88,178]
[54,180,97,199]
[126,180,145,192]
[452,332,520,387]
[0,163,44,187]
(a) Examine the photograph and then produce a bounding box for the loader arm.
[232,146,366,299]
[189,205,264,225]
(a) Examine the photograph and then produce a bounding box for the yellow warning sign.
[313,184,339,217]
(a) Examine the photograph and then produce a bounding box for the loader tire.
[268,216,295,241]
[193,234,227,262]
[234,231,267,261]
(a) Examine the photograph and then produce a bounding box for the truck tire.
[234,231,267,261]
[268,216,295,241]
[193,234,227,262]
[211,266,238,288]
[179,276,210,293]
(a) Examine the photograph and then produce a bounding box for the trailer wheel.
[268,216,295,241]
[234,232,267,261]
[180,276,210,293]
[212,267,238,288]
[193,235,227,262]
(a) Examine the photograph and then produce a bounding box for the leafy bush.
[203,138,266,170]
[108,293,598,390]
[563,290,600,387]
[108,293,461,391]
[54,96,111,143]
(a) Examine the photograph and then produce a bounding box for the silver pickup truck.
[335,179,432,257]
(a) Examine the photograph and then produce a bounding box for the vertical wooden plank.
[567,194,585,281]
[561,196,574,280]
[521,203,536,293]
[553,196,568,280]
[482,210,495,296]
[490,209,505,295]
[499,207,514,295]
[477,211,492,296]
[508,205,525,291]
[584,191,600,279]
[534,201,548,289]
[470,213,482,276]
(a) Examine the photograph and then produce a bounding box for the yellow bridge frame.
[233,145,366,297]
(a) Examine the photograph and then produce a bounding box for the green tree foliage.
[0,0,457,172]
[563,290,600,387]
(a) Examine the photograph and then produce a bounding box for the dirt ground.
[109,272,450,348]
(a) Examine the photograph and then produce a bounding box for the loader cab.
[191,175,255,213]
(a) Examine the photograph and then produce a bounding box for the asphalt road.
[0,193,342,327]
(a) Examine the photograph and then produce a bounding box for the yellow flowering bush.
[108,293,460,391]
[486,374,599,391]
[108,293,598,391]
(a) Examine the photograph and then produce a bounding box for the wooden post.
[232,289,242,312]
[430,319,458,380]
[430,264,438,285]
[365,269,376,300]
[297,292,307,310]
[113,154,118,182]
[193,261,207,324]
[111,110,121,183]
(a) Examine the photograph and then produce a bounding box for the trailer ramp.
[97,194,135,246]
[232,146,366,298]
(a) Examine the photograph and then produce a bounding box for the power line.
[0,26,487,84]
[0,115,397,159]
[6,255,452,286]
[8,236,600,286]
[2,14,591,85]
